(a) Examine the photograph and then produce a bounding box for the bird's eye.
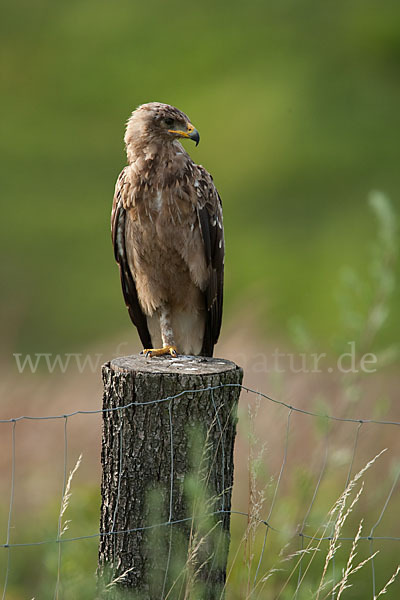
[164,118,174,128]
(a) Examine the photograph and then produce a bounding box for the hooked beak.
[168,122,200,146]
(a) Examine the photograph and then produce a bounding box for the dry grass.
[0,328,399,599]
[54,453,83,600]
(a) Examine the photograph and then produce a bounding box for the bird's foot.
[141,345,178,358]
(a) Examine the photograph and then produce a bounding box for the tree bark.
[98,354,243,600]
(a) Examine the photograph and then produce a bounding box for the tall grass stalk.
[271,449,386,600]
[54,454,82,600]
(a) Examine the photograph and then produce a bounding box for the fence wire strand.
[295,433,330,598]
[1,383,399,600]
[161,401,174,599]
[2,421,16,600]
[54,416,68,600]
[1,383,400,426]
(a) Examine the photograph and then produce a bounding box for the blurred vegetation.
[1,407,399,599]
[1,214,399,597]
[1,0,399,354]
[1,1,400,599]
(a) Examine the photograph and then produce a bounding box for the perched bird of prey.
[111,102,224,357]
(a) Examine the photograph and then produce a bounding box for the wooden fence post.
[98,355,243,599]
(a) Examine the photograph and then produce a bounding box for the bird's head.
[124,102,200,161]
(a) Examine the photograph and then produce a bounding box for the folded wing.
[193,166,224,356]
[111,168,152,349]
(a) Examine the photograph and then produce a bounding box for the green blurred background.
[1,1,400,598]
[1,0,399,354]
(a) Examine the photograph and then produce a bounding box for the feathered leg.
[142,306,178,358]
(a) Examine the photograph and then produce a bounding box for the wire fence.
[1,383,399,599]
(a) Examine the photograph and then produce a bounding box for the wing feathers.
[195,170,224,356]
[112,161,224,357]
[112,170,152,349]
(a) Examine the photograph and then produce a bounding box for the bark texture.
[98,354,243,599]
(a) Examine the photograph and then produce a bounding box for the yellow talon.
[142,345,178,358]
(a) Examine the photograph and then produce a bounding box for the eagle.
[111,102,224,358]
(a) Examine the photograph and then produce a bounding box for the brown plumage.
[111,102,224,357]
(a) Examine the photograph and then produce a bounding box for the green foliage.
[336,192,398,354]
[1,1,399,598]
[1,0,400,353]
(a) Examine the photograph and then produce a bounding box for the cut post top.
[110,354,240,376]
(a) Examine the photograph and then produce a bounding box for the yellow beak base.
[168,122,200,146]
